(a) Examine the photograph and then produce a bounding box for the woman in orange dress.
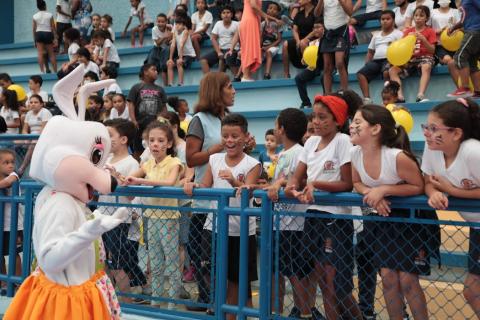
[239,0,278,81]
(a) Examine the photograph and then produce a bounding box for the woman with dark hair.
[33,0,58,73]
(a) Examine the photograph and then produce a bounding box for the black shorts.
[435,45,456,63]
[357,59,389,82]
[453,30,480,71]
[102,223,131,270]
[352,10,382,26]
[56,22,72,43]
[174,55,195,68]
[194,31,210,43]
[35,31,54,44]
[374,209,431,275]
[320,25,349,53]
[468,228,480,275]
[273,230,314,279]
[201,49,240,68]
[1,230,23,255]
[304,210,355,298]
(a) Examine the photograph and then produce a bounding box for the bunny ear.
[52,64,86,120]
[77,79,117,120]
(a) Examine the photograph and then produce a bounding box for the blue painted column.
[0,0,14,44]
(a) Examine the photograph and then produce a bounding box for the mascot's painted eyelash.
[91,137,104,165]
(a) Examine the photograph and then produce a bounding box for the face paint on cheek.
[434,134,443,145]
[352,125,361,135]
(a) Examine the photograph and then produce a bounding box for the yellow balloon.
[440,29,464,52]
[267,163,276,180]
[391,107,414,134]
[385,103,396,111]
[386,35,416,67]
[7,84,27,102]
[302,45,318,69]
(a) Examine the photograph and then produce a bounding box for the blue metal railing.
[0,181,479,319]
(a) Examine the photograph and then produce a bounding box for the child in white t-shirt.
[99,119,140,302]
[0,89,20,134]
[286,95,361,320]
[184,114,261,316]
[146,13,173,86]
[92,30,120,70]
[22,94,52,135]
[167,17,196,86]
[122,0,154,47]
[26,75,49,107]
[404,0,434,27]
[100,14,115,42]
[191,0,213,58]
[431,0,461,65]
[109,94,130,120]
[421,98,480,315]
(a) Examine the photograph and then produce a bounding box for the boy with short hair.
[200,5,240,76]
[184,113,261,319]
[99,119,143,302]
[146,13,172,86]
[357,10,403,103]
[261,2,283,80]
[27,75,49,105]
[258,129,278,182]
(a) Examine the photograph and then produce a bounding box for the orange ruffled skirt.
[4,270,113,320]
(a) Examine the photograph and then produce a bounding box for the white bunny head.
[30,65,118,203]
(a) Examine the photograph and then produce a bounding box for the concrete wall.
[14,0,175,43]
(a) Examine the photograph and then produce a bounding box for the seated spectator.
[294,18,324,109]
[26,75,49,106]
[388,5,436,102]
[200,6,240,77]
[170,3,193,30]
[404,0,434,28]
[22,94,52,134]
[381,80,401,105]
[60,27,81,76]
[83,70,99,83]
[167,96,192,134]
[357,10,403,103]
[100,65,122,96]
[86,94,106,122]
[122,0,154,47]
[110,93,130,120]
[167,17,197,86]
[431,0,461,66]
[77,47,100,78]
[103,93,114,120]
[282,0,316,78]
[84,13,100,51]
[92,30,120,70]
[261,2,283,80]
[145,13,172,86]
[0,74,13,90]
[0,90,20,134]
[350,0,387,27]
[191,0,213,58]
[393,0,410,30]
[100,14,115,41]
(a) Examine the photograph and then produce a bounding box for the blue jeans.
[294,68,323,107]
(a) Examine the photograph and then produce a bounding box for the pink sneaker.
[447,87,473,97]
[183,265,196,283]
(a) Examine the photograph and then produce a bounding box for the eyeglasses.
[421,124,454,134]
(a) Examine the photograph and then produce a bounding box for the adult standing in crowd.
[71,0,92,41]
[239,0,281,81]
[184,72,234,311]
[282,0,317,78]
[127,63,167,157]
[33,1,58,74]
[56,0,72,54]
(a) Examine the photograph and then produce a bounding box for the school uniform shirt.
[175,29,196,58]
[106,27,115,42]
[0,107,20,134]
[97,154,139,223]
[393,7,408,29]
[431,8,461,43]
[130,1,152,24]
[33,11,53,32]
[273,144,306,231]
[369,29,403,60]
[351,145,404,187]
[152,26,169,47]
[204,153,260,236]
[103,82,122,96]
[83,61,100,77]
[56,0,71,24]
[191,10,213,35]
[68,42,80,61]
[421,139,480,223]
[94,39,120,64]
[142,155,183,219]
[26,90,49,107]
[24,108,52,134]
[405,0,435,25]
[403,26,436,57]
[109,107,129,120]
[300,133,353,214]
[323,0,350,30]
[211,20,240,50]
[365,0,384,13]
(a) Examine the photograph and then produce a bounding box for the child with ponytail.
[350,104,429,320]
[421,98,480,316]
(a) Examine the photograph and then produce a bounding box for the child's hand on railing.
[184,182,198,196]
[125,176,141,185]
[429,174,455,194]
[300,183,315,204]
[428,191,449,210]
[264,184,280,202]
[363,187,391,216]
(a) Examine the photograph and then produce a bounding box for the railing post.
[215,194,229,320]
[7,180,19,297]
[259,191,273,320]
[22,184,34,277]
[237,188,250,320]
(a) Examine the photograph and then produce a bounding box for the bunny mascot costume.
[5,65,128,320]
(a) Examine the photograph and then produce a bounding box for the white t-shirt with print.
[0,107,20,134]
[25,108,52,134]
[421,139,480,223]
[204,153,260,236]
[130,2,152,24]
[192,10,213,35]
[300,133,353,214]
[369,29,403,60]
[211,20,240,50]
[273,144,306,231]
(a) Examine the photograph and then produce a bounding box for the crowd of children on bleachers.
[1,0,480,319]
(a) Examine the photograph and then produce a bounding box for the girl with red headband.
[286,94,362,319]
[350,104,429,320]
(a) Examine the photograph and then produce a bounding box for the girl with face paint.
[350,104,429,320]
[421,98,480,316]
